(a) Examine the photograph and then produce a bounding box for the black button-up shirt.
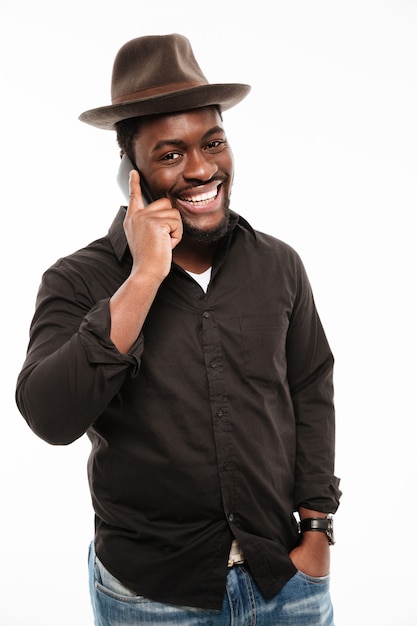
[16,208,341,610]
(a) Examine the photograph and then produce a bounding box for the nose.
[183,149,218,181]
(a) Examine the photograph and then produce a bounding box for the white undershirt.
[185,267,212,292]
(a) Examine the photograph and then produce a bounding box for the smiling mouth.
[179,184,220,207]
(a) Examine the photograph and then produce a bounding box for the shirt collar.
[108,206,129,263]
[107,206,256,264]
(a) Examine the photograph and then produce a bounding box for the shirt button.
[228,513,235,522]
[216,409,224,418]
[210,359,219,368]
[203,311,210,318]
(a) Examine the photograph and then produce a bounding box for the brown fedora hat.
[79,34,251,130]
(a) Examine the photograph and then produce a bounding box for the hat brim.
[78,83,251,130]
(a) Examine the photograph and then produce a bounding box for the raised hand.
[109,171,183,353]
[123,170,183,283]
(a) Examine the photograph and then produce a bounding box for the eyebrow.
[151,125,225,153]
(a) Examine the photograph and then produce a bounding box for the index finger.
[128,169,145,212]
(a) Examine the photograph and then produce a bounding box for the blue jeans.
[88,542,334,625]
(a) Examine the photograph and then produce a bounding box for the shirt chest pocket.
[240,314,289,384]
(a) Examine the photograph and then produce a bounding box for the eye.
[205,139,227,152]
[160,151,182,162]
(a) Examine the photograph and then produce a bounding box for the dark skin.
[109,106,331,577]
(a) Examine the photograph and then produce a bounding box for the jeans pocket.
[295,570,331,586]
[94,555,143,603]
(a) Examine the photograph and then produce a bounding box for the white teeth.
[183,189,218,203]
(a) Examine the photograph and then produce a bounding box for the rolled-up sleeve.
[16,263,143,445]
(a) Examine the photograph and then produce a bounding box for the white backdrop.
[1,1,416,624]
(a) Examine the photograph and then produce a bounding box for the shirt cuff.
[294,474,342,514]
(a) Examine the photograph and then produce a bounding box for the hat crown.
[111,34,209,104]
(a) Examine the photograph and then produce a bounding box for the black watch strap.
[298,516,335,545]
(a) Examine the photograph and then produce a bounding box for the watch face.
[326,517,335,545]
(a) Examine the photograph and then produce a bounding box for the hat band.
[112,80,206,104]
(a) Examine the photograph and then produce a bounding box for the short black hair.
[115,117,141,166]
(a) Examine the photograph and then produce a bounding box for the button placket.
[201,307,238,526]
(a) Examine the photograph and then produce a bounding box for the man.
[16,34,341,625]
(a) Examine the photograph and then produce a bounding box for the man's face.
[132,106,234,242]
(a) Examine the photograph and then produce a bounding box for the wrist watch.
[298,516,335,545]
